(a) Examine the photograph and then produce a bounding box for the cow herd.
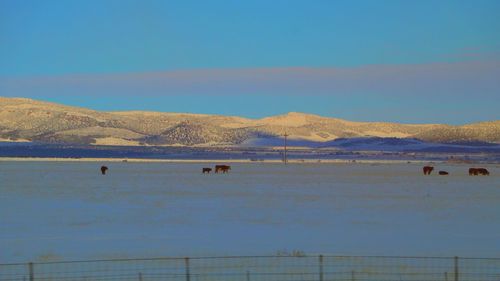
[100,164,490,177]
[422,166,490,176]
[202,165,231,174]
[99,164,232,175]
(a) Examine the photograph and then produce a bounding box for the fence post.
[28,262,34,281]
[351,270,355,281]
[445,272,448,281]
[138,272,143,281]
[454,256,459,281]
[185,257,191,281]
[246,270,250,281]
[319,255,324,281]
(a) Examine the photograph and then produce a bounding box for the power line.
[283,132,288,164]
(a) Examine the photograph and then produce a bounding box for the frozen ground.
[0,161,499,262]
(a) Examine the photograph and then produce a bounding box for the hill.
[0,97,498,146]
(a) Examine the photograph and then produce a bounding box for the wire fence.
[1,255,499,281]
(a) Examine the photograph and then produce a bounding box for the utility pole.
[283,132,288,164]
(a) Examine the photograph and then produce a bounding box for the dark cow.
[202,168,212,174]
[215,165,231,173]
[469,168,489,176]
[100,166,108,175]
[423,166,434,175]
[438,171,449,175]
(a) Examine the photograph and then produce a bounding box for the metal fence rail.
[1,255,499,281]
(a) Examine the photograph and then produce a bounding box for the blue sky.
[1,0,499,124]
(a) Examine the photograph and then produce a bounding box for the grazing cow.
[438,171,449,175]
[202,168,212,174]
[470,168,489,176]
[215,165,231,173]
[100,166,108,175]
[423,166,434,175]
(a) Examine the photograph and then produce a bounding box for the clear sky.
[1,0,499,124]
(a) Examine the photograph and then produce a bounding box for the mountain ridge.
[1,97,498,146]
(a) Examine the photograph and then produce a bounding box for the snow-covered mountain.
[1,97,499,146]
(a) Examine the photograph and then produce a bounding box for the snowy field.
[0,161,499,262]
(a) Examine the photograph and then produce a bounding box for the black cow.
[100,166,108,175]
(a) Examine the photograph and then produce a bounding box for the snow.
[1,161,499,262]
